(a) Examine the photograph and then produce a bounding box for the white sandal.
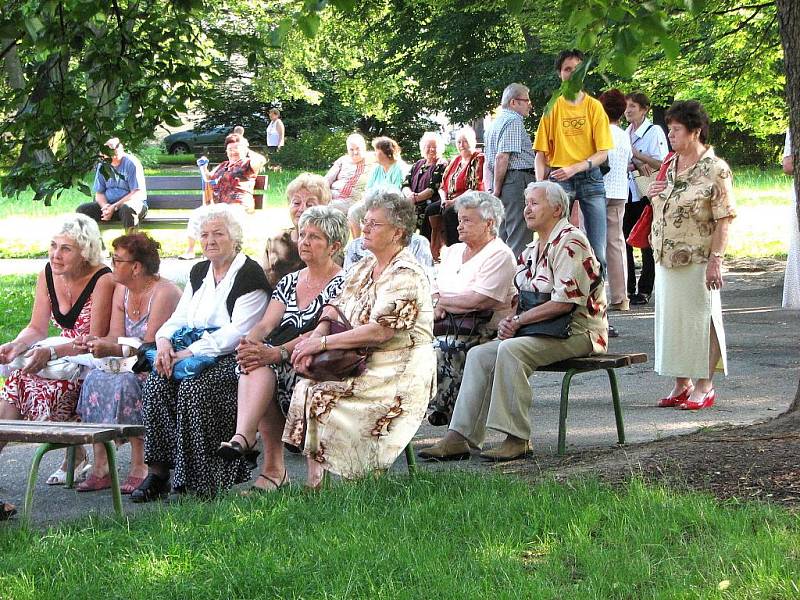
[46,459,92,485]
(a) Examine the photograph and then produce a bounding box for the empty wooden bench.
[539,352,648,455]
[0,420,144,523]
[99,174,267,228]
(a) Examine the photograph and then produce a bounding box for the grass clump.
[0,472,798,599]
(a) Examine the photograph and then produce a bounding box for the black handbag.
[433,309,493,338]
[514,290,574,339]
[264,315,319,347]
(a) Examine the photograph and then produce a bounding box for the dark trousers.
[76,201,147,230]
[622,198,654,295]
[425,201,460,246]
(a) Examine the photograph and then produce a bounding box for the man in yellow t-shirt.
[533,49,613,273]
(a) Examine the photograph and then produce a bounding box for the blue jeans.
[550,167,607,273]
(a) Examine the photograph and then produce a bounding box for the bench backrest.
[144,175,267,210]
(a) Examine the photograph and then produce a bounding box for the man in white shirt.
[623,92,669,305]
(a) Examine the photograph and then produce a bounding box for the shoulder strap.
[44,263,58,311]
[318,303,353,329]
[53,266,112,330]
[189,261,211,293]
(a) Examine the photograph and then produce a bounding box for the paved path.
[1,259,797,526]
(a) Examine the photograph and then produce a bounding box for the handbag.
[264,315,319,347]
[305,304,368,382]
[7,337,82,381]
[433,309,493,338]
[626,152,674,250]
[514,290,574,339]
[632,170,655,199]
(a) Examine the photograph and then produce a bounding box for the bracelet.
[320,336,327,351]
[711,251,723,260]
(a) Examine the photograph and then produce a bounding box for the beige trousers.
[450,334,593,447]
[605,198,627,304]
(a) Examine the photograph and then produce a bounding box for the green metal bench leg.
[605,368,626,446]
[557,369,578,455]
[404,442,417,476]
[23,442,59,523]
[64,445,77,488]
[103,441,124,518]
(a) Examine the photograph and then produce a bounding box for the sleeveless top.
[45,264,112,330]
[123,287,154,338]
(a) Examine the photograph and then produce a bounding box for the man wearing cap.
[76,138,147,229]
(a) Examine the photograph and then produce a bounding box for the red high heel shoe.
[679,389,715,410]
[657,386,693,408]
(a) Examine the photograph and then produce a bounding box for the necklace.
[128,279,156,318]
[60,276,75,309]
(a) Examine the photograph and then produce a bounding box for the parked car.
[164,126,266,154]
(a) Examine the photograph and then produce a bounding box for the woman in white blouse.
[599,89,633,312]
[324,133,369,215]
[132,205,270,502]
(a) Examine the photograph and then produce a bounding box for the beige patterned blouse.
[650,147,736,268]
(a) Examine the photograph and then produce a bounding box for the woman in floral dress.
[0,215,115,483]
[75,233,181,493]
[288,186,435,488]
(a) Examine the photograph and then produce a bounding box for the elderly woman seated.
[342,197,434,281]
[218,206,348,492]
[0,214,115,484]
[181,133,267,260]
[262,172,332,288]
[402,132,447,240]
[427,191,516,427]
[325,133,370,216]
[420,181,608,462]
[132,206,270,501]
[287,186,435,488]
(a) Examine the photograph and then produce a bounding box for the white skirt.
[654,262,728,380]
[783,198,800,309]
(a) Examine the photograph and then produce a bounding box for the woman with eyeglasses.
[286,186,435,488]
[74,233,181,493]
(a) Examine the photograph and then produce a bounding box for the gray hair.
[454,191,505,236]
[419,131,445,156]
[298,205,350,250]
[454,126,477,149]
[197,205,244,253]
[54,214,104,266]
[362,185,416,246]
[346,133,367,151]
[525,181,570,219]
[501,83,529,109]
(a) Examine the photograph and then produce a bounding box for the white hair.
[298,205,350,250]
[454,191,505,236]
[346,133,367,151]
[501,83,529,109]
[524,181,570,218]
[419,131,445,157]
[454,126,477,149]
[197,205,244,253]
[54,214,104,266]
[363,185,416,246]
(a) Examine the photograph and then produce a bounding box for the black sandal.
[1,502,16,521]
[241,471,290,496]
[217,433,260,470]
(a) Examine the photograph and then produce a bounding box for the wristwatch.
[279,345,290,363]
[49,346,58,361]
[512,315,521,323]
[711,252,723,259]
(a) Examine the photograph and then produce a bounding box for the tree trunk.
[776,0,800,414]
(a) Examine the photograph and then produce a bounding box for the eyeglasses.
[360,220,389,231]
[111,256,135,265]
[514,97,532,104]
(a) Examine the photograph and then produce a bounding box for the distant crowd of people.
[2,47,797,519]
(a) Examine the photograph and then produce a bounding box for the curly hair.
[665,100,710,144]
[362,185,416,246]
[112,232,162,275]
[286,172,332,206]
[372,136,401,161]
[599,89,627,122]
[53,214,104,267]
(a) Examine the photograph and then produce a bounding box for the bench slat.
[539,352,648,372]
[0,420,144,444]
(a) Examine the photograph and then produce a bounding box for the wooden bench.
[99,174,267,228]
[0,420,144,523]
[538,352,648,455]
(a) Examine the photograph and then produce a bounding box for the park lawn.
[0,472,798,598]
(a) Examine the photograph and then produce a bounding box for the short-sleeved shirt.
[516,219,608,354]
[434,237,516,327]
[650,147,737,268]
[604,124,632,200]
[92,154,147,204]
[325,156,367,201]
[209,159,257,210]
[627,119,669,202]
[533,95,613,168]
[366,162,406,191]
[484,108,536,179]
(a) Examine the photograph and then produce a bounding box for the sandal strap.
[231,432,254,452]
[255,471,288,490]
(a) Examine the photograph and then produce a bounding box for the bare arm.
[534,152,549,182]
[705,217,732,290]
[493,152,509,196]
[0,270,53,363]
[784,155,794,176]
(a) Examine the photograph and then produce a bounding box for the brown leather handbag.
[306,304,368,381]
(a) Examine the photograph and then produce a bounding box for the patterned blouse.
[441,152,485,201]
[650,147,736,268]
[272,270,345,330]
[516,219,608,354]
[209,159,257,209]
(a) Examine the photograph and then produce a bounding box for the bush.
[277,128,350,171]
[710,122,785,168]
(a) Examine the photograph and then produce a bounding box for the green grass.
[0,275,36,343]
[0,472,797,598]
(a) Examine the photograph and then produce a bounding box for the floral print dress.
[1,265,111,422]
[282,248,435,479]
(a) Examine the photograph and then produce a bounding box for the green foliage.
[1,473,799,597]
[276,128,350,170]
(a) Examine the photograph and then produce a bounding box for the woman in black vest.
[133,206,271,501]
